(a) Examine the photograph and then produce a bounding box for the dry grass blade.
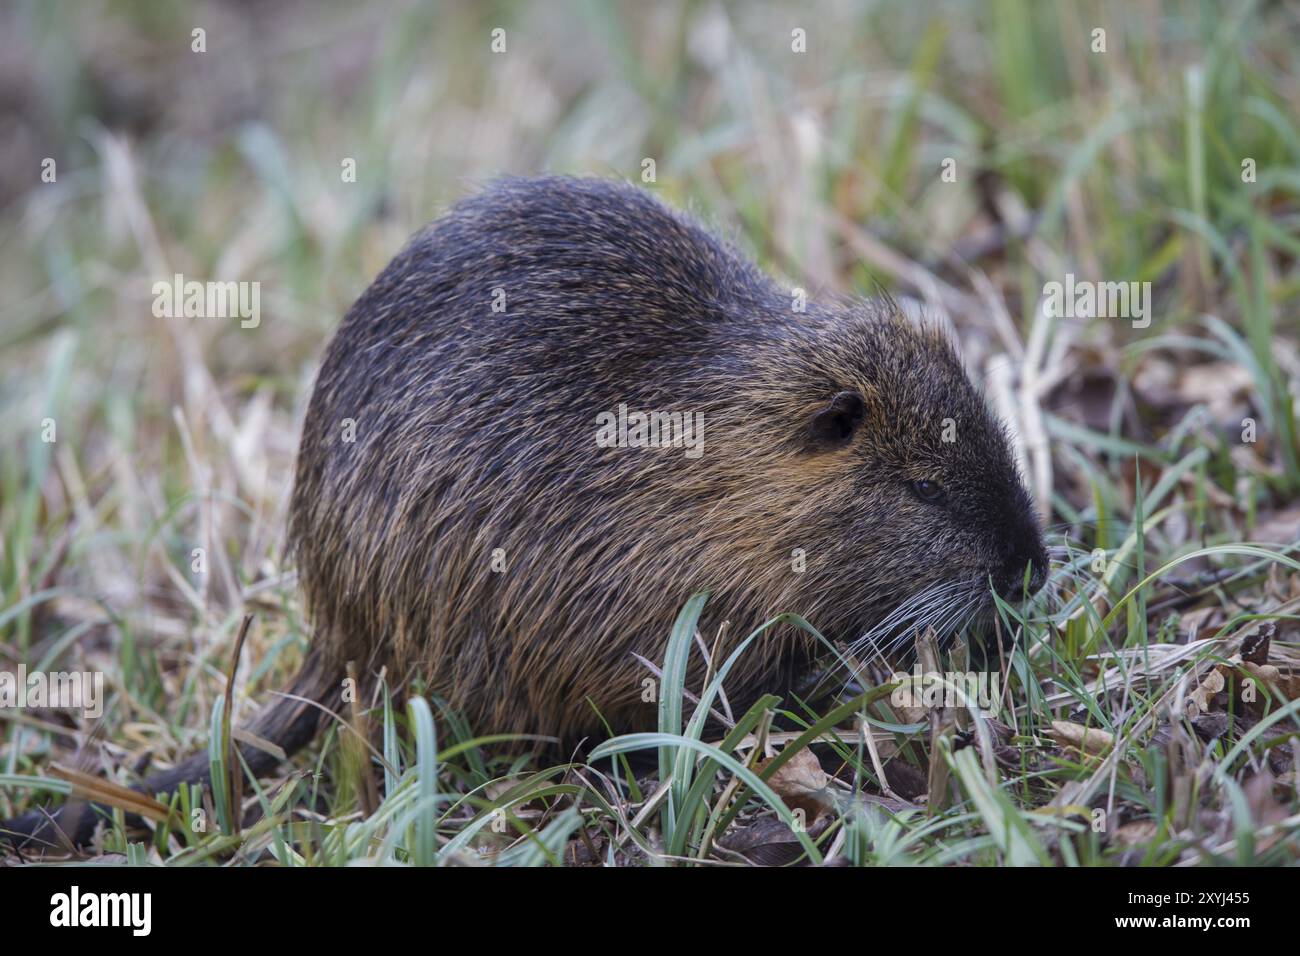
[49,766,177,826]
[223,613,253,838]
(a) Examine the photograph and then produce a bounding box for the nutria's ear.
[806,390,865,450]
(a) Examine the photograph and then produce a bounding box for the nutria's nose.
[996,542,1049,601]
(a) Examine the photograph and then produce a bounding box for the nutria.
[2,176,1046,850]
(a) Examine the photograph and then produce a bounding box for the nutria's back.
[288,176,1046,744]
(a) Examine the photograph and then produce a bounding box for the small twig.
[223,614,253,838]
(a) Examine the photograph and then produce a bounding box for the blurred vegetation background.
[2,0,1299,865]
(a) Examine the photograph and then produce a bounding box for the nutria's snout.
[994,541,1049,601]
[994,524,1050,600]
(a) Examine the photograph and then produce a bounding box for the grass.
[1,0,1299,866]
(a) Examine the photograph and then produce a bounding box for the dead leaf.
[1240,623,1273,665]
[1112,820,1159,847]
[1049,720,1114,756]
[1187,629,1298,719]
[715,814,831,866]
[1175,361,1257,423]
[1242,660,1300,708]
[760,747,833,824]
[1187,665,1227,716]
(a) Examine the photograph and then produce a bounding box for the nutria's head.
[718,303,1048,655]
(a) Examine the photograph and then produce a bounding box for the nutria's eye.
[911,480,945,504]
